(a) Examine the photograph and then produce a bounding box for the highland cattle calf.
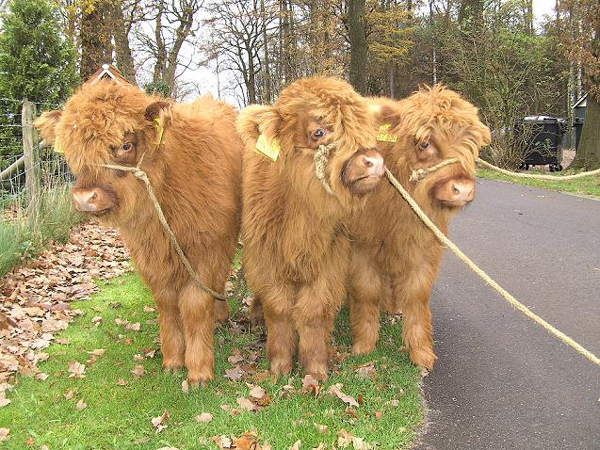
[238,77,385,380]
[34,81,243,385]
[348,85,491,370]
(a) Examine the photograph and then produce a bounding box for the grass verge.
[477,167,600,199]
[0,185,83,276]
[1,272,422,449]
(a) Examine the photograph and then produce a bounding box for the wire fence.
[0,98,72,212]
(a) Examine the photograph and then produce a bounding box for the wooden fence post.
[22,100,39,208]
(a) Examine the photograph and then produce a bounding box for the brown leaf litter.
[0,221,130,387]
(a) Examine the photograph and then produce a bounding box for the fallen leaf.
[327,383,359,407]
[131,365,144,379]
[76,399,87,410]
[126,322,140,331]
[67,361,86,379]
[210,435,233,449]
[338,429,353,447]
[181,380,189,393]
[88,349,106,357]
[354,361,377,379]
[233,431,260,450]
[0,397,10,407]
[0,428,9,442]
[236,397,258,412]
[195,412,213,423]
[289,440,301,450]
[64,388,76,400]
[143,306,155,313]
[91,316,102,325]
[35,373,49,381]
[351,436,373,450]
[301,374,320,396]
[151,410,169,433]
[133,354,144,361]
[313,423,328,434]
[220,404,241,416]
[228,354,245,364]
[116,379,127,386]
[225,367,244,382]
[248,384,266,399]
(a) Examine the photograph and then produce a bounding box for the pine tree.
[0,0,78,104]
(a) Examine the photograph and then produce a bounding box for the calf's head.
[382,86,491,209]
[34,81,171,224]
[237,77,385,201]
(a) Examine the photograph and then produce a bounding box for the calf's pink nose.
[72,189,99,212]
[451,180,475,203]
[361,153,384,177]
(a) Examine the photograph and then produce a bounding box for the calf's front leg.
[155,287,185,371]
[178,282,215,385]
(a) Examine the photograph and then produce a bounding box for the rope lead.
[385,166,600,368]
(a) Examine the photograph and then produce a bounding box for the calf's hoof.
[304,362,328,381]
[269,357,293,377]
[351,340,376,356]
[162,358,185,372]
[187,367,214,387]
[408,347,437,371]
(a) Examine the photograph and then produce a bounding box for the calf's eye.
[122,142,133,151]
[312,129,326,140]
[419,142,430,150]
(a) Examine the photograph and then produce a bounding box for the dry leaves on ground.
[0,221,131,383]
[327,383,359,408]
[195,412,213,423]
[151,410,169,433]
[210,431,271,450]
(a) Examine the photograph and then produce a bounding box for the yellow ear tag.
[154,117,164,146]
[53,135,64,154]
[377,124,397,143]
[255,134,280,161]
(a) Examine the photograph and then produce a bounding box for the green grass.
[0,185,83,276]
[1,273,423,449]
[477,168,600,199]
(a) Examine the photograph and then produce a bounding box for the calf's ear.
[33,110,62,146]
[370,102,400,128]
[144,101,172,143]
[236,104,281,148]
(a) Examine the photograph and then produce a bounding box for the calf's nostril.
[363,157,374,168]
[452,184,460,195]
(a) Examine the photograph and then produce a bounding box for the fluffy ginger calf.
[349,86,491,370]
[35,81,242,385]
[238,77,385,380]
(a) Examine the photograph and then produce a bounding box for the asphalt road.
[416,178,600,450]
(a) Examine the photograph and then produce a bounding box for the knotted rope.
[97,158,228,302]
[384,166,600,368]
[477,158,600,180]
[314,143,337,195]
[410,158,460,183]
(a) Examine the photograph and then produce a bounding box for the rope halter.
[409,157,460,183]
[314,142,337,196]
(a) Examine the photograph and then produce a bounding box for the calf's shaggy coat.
[34,81,243,384]
[349,86,491,370]
[238,77,385,379]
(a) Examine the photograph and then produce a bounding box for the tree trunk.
[348,0,368,95]
[111,1,136,85]
[80,0,112,80]
[570,95,600,169]
[261,0,272,103]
